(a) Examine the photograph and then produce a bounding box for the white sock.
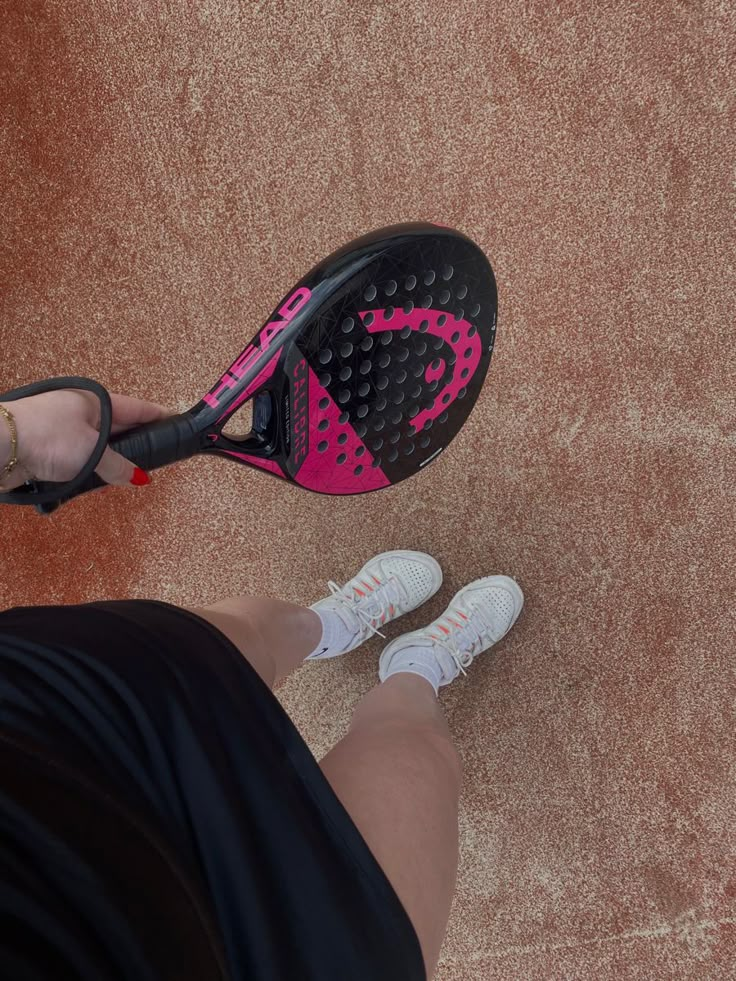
[381,645,442,695]
[306,606,359,660]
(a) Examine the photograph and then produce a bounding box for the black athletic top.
[0,601,425,981]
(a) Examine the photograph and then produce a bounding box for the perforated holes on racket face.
[297,229,496,489]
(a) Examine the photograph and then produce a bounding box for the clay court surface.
[1,2,734,977]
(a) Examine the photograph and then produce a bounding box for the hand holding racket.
[0,223,497,513]
[0,390,167,492]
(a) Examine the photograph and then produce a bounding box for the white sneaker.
[379,576,524,689]
[309,550,443,657]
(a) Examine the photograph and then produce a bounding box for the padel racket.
[6,222,497,511]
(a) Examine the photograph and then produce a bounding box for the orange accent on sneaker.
[362,581,373,592]
[458,611,468,621]
[389,605,396,616]
[448,619,462,628]
[438,625,450,635]
[372,576,381,585]
[354,588,365,598]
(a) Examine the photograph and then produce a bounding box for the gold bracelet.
[0,404,19,485]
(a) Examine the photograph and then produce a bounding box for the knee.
[417,726,463,788]
[395,724,463,804]
[190,602,277,684]
[356,717,463,793]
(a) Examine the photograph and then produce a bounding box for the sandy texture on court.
[1,2,734,977]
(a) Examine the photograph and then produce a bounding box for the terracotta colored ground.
[2,2,734,977]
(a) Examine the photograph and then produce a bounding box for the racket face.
[195,223,497,495]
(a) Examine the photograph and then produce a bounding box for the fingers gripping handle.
[108,413,202,473]
[36,413,201,514]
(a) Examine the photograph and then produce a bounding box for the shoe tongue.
[354,578,395,617]
[447,608,490,651]
[354,592,381,620]
[333,599,362,634]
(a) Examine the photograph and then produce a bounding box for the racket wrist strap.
[0,376,113,511]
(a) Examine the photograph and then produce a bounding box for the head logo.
[203,287,311,409]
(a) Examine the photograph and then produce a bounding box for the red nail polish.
[130,467,151,486]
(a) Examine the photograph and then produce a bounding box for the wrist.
[0,405,11,468]
[0,399,37,489]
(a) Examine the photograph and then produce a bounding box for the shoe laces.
[427,603,495,678]
[327,573,407,640]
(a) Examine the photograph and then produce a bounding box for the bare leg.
[320,674,462,978]
[191,596,461,973]
[189,597,321,688]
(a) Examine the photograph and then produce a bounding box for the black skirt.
[0,601,425,981]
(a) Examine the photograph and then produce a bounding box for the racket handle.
[36,413,201,514]
[108,412,201,472]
